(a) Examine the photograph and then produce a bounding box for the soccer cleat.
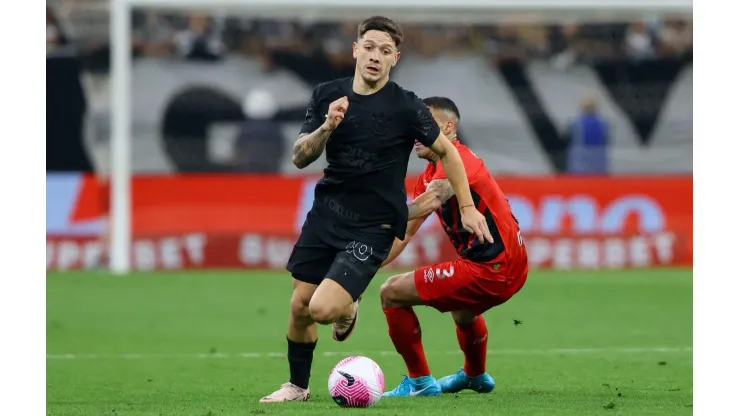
[258,382,310,403]
[437,368,495,394]
[332,296,361,342]
[383,375,441,397]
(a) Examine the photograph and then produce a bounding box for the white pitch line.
[46,347,692,360]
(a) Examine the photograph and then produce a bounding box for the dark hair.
[423,96,461,121]
[357,16,403,47]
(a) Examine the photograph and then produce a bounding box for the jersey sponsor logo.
[346,241,373,262]
[336,144,377,170]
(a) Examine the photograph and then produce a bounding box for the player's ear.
[393,51,401,66]
[352,42,358,59]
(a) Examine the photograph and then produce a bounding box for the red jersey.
[413,141,524,264]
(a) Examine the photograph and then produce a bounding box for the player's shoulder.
[312,77,352,99]
[392,83,426,107]
[454,141,487,171]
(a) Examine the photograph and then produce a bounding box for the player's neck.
[352,73,389,96]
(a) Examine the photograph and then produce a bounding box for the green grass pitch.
[47,269,692,415]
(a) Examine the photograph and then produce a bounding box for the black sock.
[287,337,317,389]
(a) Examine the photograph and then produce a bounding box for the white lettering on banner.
[82,241,103,269]
[265,237,293,268]
[553,239,574,270]
[160,237,182,269]
[629,236,650,268]
[604,238,627,269]
[57,240,80,270]
[654,233,676,264]
[134,239,157,271]
[238,234,293,267]
[47,241,54,269]
[525,233,677,270]
[183,234,206,265]
[527,238,551,267]
[239,234,263,265]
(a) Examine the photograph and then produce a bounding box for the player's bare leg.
[380,272,441,397]
[437,310,495,394]
[260,279,317,403]
[305,278,360,342]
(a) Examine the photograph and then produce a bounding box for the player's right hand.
[323,96,349,131]
[461,206,494,244]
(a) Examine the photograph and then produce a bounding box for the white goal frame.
[109,0,692,274]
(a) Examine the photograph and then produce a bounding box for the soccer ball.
[328,356,385,408]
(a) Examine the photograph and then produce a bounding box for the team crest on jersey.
[371,112,392,135]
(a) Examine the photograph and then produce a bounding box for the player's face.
[353,30,400,84]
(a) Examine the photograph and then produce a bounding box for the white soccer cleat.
[259,382,310,403]
[333,297,361,342]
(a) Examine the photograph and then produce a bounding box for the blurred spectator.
[322,23,356,73]
[565,96,609,175]
[133,12,176,57]
[47,6,69,54]
[657,18,692,56]
[173,13,225,61]
[624,21,655,60]
[483,25,528,64]
[234,89,286,173]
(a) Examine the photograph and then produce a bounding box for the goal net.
[95,0,692,273]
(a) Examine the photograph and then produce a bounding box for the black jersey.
[300,77,440,239]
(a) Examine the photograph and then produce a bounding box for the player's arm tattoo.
[291,128,331,169]
[426,179,456,204]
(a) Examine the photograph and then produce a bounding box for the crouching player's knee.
[380,272,418,309]
[380,275,400,308]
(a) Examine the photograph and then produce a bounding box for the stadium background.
[46,1,692,271]
[46,1,693,414]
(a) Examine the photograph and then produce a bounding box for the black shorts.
[286,210,395,301]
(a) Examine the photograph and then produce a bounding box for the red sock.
[383,307,431,378]
[455,316,488,377]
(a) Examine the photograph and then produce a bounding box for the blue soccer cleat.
[437,368,496,394]
[383,375,442,397]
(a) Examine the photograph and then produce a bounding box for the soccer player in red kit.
[380,97,528,397]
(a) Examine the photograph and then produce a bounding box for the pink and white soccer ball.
[328,356,385,408]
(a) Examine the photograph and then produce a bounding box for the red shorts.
[413,253,528,315]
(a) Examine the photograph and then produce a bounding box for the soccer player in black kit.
[260,16,493,403]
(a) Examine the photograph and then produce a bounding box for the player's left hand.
[461,206,494,244]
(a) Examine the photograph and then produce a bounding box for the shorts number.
[517,231,523,246]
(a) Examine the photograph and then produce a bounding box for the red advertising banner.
[46,174,692,271]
